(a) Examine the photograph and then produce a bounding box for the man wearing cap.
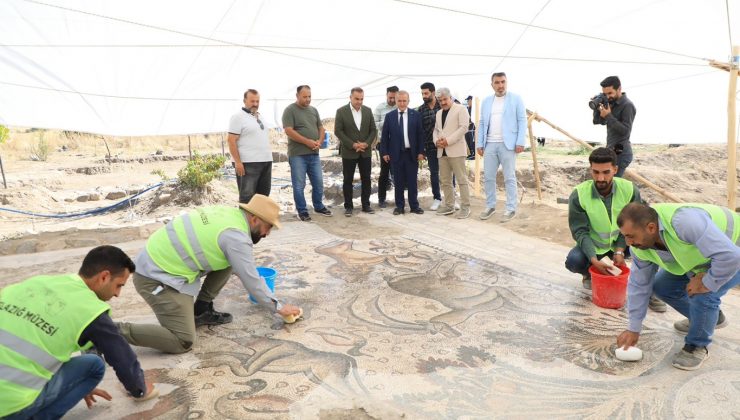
[117,194,302,354]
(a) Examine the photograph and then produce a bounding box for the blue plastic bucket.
[321,131,330,149]
[249,267,276,303]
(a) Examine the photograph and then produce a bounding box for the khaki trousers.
[439,155,470,209]
[117,269,232,354]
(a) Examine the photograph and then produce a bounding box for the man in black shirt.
[593,76,636,177]
[418,82,442,210]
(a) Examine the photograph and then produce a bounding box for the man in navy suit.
[380,90,425,215]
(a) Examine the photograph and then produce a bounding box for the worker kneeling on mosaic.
[0,246,156,419]
[616,202,740,371]
[117,194,301,354]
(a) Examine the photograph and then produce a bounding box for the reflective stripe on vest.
[181,214,213,272]
[0,364,48,390]
[0,330,62,375]
[575,178,634,253]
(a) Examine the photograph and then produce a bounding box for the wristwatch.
[614,251,625,256]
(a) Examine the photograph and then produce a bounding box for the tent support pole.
[727,45,739,209]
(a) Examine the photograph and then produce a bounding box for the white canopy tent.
[0,0,737,143]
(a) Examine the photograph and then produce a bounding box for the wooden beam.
[527,113,542,200]
[727,46,739,208]
[525,109,684,203]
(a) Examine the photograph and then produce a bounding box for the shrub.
[176,152,225,189]
[30,132,50,161]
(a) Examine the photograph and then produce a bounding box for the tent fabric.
[0,0,737,143]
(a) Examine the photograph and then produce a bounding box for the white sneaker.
[430,199,442,211]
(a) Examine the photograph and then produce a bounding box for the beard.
[595,181,611,194]
[251,231,263,245]
[422,96,432,104]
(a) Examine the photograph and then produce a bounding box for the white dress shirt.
[350,104,362,130]
[399,110,410,148]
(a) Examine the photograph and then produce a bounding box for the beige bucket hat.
[238,194,282,229]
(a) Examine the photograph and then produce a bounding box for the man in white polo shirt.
[228,89,273,204]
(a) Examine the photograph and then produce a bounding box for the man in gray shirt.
[616,202,740,371]
[282,85,332,221]
[228,88,272,204]
[117,195,302,354]
[592,76,636,177]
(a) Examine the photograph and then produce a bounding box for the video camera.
[588,93,609,111]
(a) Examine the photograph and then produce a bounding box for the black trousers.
[378,157,393,202]
[234,161,272,204]
[342,156,371,209]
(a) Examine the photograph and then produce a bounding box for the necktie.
[399,111,406,149]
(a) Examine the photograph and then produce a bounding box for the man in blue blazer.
[380,90,425,215]
[476,72,527,222]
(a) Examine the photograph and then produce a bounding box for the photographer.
[591,76,636,177]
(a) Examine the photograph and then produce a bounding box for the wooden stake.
[727,45,739,209]
[188,135,192,160]
[527,113,542,200]
[474,97,481,198]
[0,154,6,189]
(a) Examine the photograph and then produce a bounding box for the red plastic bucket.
[589,265,630,309]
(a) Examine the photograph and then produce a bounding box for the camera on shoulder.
[588,93,609,110]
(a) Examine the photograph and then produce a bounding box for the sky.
[0,0,738,144]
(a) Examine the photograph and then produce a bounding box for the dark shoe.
[361,206,375,214]
[344,208,353,217]
[672,344,709,371]
[378,201,387,209]
[582,274,592,290]
[674,310,727,334]
[298,213,312,222]
[648,295,667,313]
[410,207,424,215]
[393,208,405,215]
[315,207,333,217]
[194,303,233,327]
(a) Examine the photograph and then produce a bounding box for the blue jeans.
[652,269,740,347]
[289,154,326,215]
[7,354,105,420]
[615,150,633,178]
[426,149,442,201]
[483,142,517,211]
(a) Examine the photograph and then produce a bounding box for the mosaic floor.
[2,217,739,419]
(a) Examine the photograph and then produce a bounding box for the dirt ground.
[0,127,738,255]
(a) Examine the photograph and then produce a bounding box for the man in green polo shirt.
[565,147,666,311]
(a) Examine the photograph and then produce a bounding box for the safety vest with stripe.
[631,203,740,275]
[0,274,109,416]
[146,206,250,282]
[575,177,634,255]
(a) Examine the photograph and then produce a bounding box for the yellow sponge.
[281,308,303,324]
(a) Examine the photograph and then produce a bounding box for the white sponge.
[615,346,643,362]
